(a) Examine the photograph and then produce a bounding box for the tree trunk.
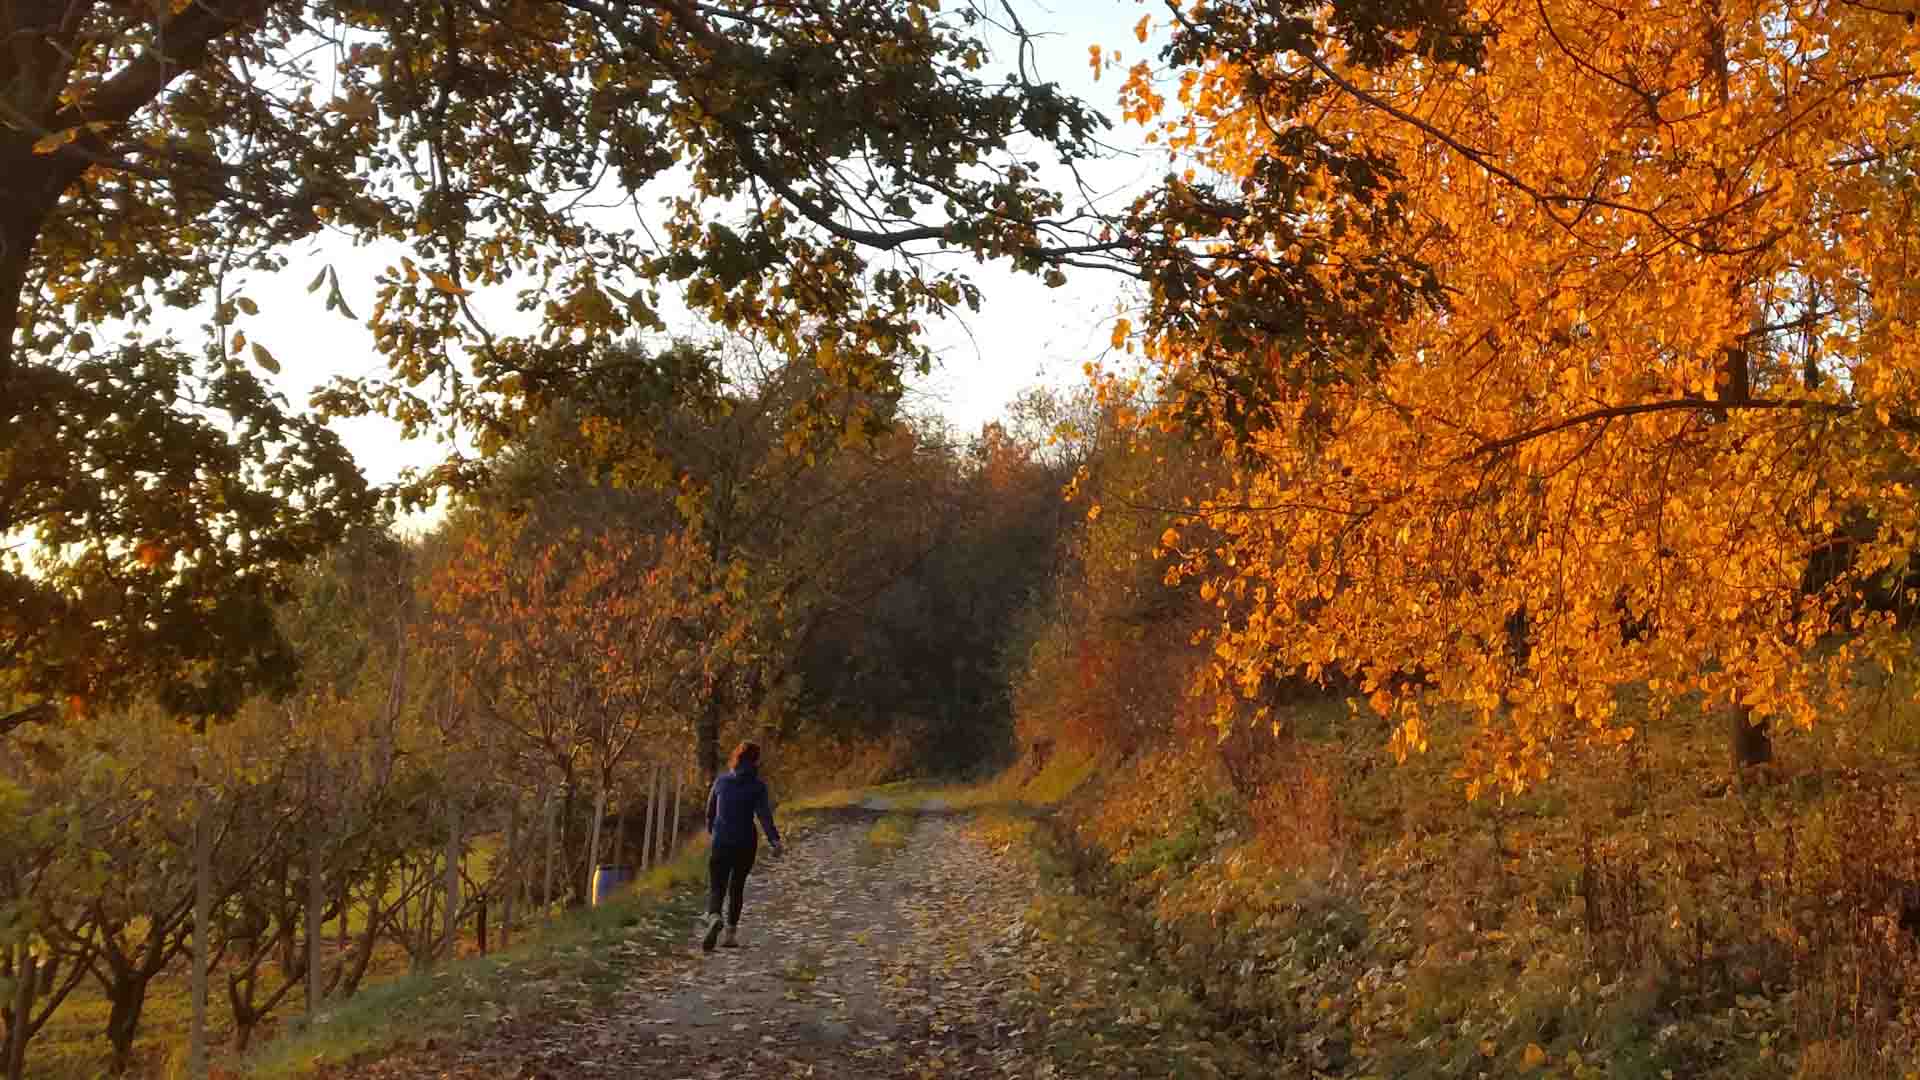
[104,984,141,1076]
[698,693,722,781]
[0,150,63,385]
[613,794,628,871]
[502,800,518,949]
[542,789,557,913]
[669,765,683,859]
[4,944,35,1080]
[1730,704,1772,770]
[652,764,668,865]
[190,789,211,1080]
[306,764,323,1017]
[559,780,577,906]
[641,765,658,872]
[442,795,462,963]
[585,786,608,904]
[335,881,349,998]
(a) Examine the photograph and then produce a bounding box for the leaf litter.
[322,802,1087,1079]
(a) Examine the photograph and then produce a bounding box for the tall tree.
[1136,0,1920,793]
[1,0,1134,737]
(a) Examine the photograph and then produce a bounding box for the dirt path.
[413,802,1047,1079]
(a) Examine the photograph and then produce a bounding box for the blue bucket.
[591,864,634,906]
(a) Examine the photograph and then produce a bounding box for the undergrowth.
[997,686,1920,1079]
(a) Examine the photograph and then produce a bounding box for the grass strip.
[245,845,708,1078]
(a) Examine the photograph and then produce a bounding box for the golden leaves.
[426,271,472,296]
[32,129,77,155]
[1139,0,1920,792]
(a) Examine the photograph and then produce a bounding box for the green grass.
[244,843,708,1078]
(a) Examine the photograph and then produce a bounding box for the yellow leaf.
[32,128,76,154]
[1523,1043,1547,1069]
[251,342,280,374]
[426,271,472,296]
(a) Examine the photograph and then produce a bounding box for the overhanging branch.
[1464,396,1920,463]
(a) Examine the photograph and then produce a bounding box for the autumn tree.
[0,0,1149,737]
[422,511,710,901]
[1133,0,1920,792]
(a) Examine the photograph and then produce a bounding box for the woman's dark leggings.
[708,841,757,926]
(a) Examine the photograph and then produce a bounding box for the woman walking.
[704,741,783,951]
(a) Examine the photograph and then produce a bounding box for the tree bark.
[542,788,557,912]
[613,793,628,871]
[669,764,683,859]
[442,794,462,964]
[502,799,518,949]
[559,779,577,906]
[335,881,349,999]
[4,944,34,1080]
[190,788,211,1080]
[641,765,658,872]
[653,764,669,865]
[0,145,64,385]
[585,786,608,904]
[698,693,722,781]
[104,984,143,1076]
[306,762,323,1017]
[1730,704,1772,770]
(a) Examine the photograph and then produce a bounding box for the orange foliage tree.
[1129,0,1920,792]
[421,516,719,894]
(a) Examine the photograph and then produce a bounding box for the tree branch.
[0,701,56,737]
[45,0,275,133]
[1464,396,1920,462]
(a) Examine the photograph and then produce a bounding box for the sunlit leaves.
[1142,0,1920,791]
[1,342,375,723]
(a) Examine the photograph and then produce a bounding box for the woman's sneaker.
[702,913,724,953]
[722,925,739,948]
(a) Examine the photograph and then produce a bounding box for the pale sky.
[224,0,1174,490]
